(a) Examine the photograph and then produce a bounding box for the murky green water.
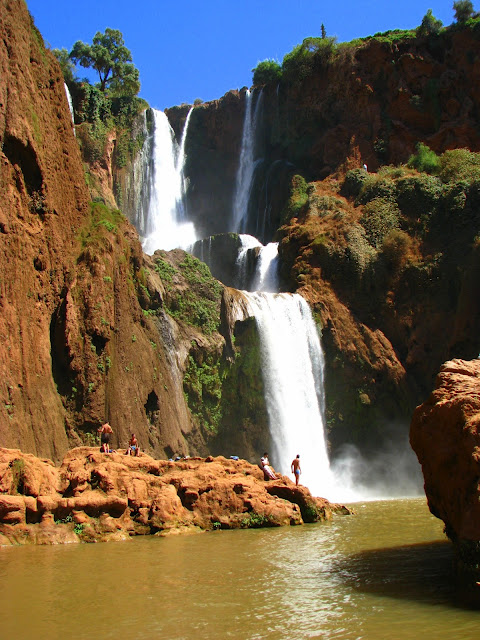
[1,498,478,639]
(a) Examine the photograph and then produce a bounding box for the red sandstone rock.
[410,358,480,592]
[0,447,350,544]
[410,359,480,541]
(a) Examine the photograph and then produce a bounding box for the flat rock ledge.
[410,358,480,600]
[0,447,351,545]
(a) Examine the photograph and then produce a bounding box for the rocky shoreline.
[0,447,350,545]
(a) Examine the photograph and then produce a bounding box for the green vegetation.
[438,148,480,182]
[360,197,401,249]
[417,9,444,36]
[407,143,441,174]
[54,29,148,171]
[159,254,222,334]
[52,48,76,83]
[281,175,309,223]
[282,36,337,83]
[78,202,124,255]
[252,59,282,86]
[183,354,223,434]
[154,257,177,284]
[453,0,477,23]
[241,513,273,528]
[251,4,480,88]
[70,28,140,96]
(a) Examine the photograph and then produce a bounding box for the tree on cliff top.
[453,0,477,23]
[70,28,140,96]
[416,9,443,36]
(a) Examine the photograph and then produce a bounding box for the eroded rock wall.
[410,359,480,593]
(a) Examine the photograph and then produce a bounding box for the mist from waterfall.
[231,90,263,233]
[142,108,197,253]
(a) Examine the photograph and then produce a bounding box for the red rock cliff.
[410,358,480,593]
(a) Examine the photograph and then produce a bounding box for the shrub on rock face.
[381,229,413,272]
[341,168,369,198]
[280,175,309,223]
[360,197,401,249]
[356,174,397,205]
[395,174,443,225]
[438,149,480,184]
[407,142,440,174]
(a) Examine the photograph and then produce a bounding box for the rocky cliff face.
[168,27,480,244]
[0,2,270,464]
[162,26,480,457]
[0,1,89,459]
[410,359,480,598]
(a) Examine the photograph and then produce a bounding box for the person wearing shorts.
[98,422,113,453]
[291,455,301,486]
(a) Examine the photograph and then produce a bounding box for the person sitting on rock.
[260,452,276,481]
[98,422,113,453]
[126,433,139,457]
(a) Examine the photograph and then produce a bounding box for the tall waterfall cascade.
[142,108,197,253]
[237,241,338,499]
[231,90,263,234]
[133,96,401,502]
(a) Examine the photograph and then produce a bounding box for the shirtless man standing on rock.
[291,455,301,486]
[98,422,113,453]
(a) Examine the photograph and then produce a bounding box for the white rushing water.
[64,83,75,135]
[235,234,262,289]
[243,290,336,499]
[231,90,263,233]
[142,108,197,253]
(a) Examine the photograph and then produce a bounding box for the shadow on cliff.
[338,540,479,610]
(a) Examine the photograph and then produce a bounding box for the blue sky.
[27,0,459,111]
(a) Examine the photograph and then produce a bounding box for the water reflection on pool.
[1,498,478,639]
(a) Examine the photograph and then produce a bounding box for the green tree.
[70,28,140,96]
[321,23,327,39]
[252,59,282,86]
[52,48,76,83]
[416,9,443,36]
[407,142,441,174]
[453,0,476,23]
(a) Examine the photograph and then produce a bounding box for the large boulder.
[410,358,480,595]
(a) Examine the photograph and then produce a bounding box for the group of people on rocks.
[96,423,301,485]
[261,452,302,486]
[97,423,140,456]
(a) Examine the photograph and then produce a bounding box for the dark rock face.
[410,359,480,598]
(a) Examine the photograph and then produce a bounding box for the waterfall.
[235,234,262,289]
[129,111,152,234]
[252,242,279,293]
[142,108,197,253]
[243,291,336,498]
[231,90,263,233]
[176,107,194,222]
[64,83,75,135]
